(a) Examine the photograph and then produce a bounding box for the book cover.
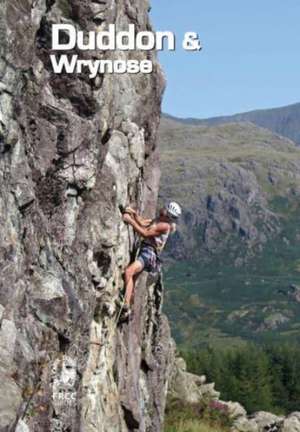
[0,1,299,431]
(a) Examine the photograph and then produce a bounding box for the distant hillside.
[158,118,300,347]
[164,102,300,145]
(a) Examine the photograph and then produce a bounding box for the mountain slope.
[164,101,300,145]
[158,117,300,347]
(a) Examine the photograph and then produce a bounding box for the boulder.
[168,356,220,404]
[250,411,283,432]
[220,401,247,420]
[232,416,259,432]
[281,413,300,432]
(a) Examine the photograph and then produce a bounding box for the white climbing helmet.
[166,201,182,219]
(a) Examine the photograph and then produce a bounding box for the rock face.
[168,356,220,404]
[0,1,171,431]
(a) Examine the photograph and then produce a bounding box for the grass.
[164,401,231,432]
[165,419,228,432]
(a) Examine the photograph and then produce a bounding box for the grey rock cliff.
[0,1,172,431]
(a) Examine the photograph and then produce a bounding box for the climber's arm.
[134,214,152,227]
[124,207,152,227]
[123,214,168,238]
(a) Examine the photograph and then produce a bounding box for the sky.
[150,0,300,119]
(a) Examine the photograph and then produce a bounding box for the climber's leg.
[124,260,144,306]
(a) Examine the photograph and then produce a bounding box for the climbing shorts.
[137,244,161,274]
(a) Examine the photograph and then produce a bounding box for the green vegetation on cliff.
[165,418,228,432]
[164,400,231,432]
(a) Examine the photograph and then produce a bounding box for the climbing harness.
[137,243,162,275]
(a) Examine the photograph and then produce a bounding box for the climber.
[120,202,182,320]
